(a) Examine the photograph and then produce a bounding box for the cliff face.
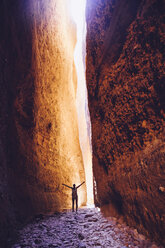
[0,0,86,245]
[86,0,165,245]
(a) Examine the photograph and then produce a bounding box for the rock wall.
[0,0,86,245]
[86,0,165,245]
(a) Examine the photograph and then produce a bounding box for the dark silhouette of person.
[62,182,85,212]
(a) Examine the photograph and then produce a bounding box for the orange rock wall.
[0,0,86,245]
[86,0,165,245]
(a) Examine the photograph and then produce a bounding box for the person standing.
[62,182,85,211]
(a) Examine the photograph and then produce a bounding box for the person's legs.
[72,198,74,212]
[76,196,78,212]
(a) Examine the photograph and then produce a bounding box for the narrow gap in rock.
[69,0,94,205]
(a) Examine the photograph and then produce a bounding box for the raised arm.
[76,181,85,189]
[62,183,72,189]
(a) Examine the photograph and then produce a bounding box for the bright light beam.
[69,0,94,205]
[69,0,85,27]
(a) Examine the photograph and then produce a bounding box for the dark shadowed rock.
[86,0,165,246]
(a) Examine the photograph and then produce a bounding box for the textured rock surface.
[0,0,86,245]
[9,208,162,248]
[86,0,165,246]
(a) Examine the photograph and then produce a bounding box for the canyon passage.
[0,0,165,247]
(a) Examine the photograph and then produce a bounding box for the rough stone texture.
[9,208,162,248]
[86,0,165,246]
[0,0,86,245]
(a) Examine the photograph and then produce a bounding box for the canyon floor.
[9,207,162,248]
